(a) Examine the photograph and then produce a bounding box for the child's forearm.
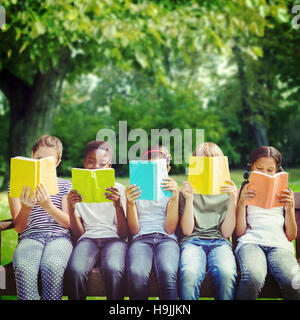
[13,207,32,234]
[180,197,194,236]
[164,191,179,234]
[126,202,139,235]
[115,204,129,239]
[284,206,297,241]
[221,196,237,238]
[43,202,70,228]
[68,205,85,239]
[235,200,247,238]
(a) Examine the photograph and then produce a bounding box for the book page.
[39,157,59,195]
[156,159,172,200]
[212,156,231,195]
[129,160,156,200]
[9,157,37,198]
[271,172,289,208]
[93,169,115,203]
[72,169,94,202]
[187,156,211,194]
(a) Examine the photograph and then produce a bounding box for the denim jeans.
[13,233,73,300]
[179,238,237,300]
[66,237,127,300]
[235,243,300,300]
[127,232,180,300]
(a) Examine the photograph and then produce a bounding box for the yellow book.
[188,156,231,195]
[9,156,59,198]
[71,168,115,203]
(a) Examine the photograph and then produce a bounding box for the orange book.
[246,171,288,209]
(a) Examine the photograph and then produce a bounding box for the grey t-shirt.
[179,192,229,244]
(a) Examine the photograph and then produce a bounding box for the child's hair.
[193,142,224,157]
[142,144,172,165]
[239,145,283,196]
[84,140,113,161]
[32,135,63,160]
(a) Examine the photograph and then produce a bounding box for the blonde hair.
[32,135,63,160]
[193,142,224,157]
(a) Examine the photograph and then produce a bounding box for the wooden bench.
[1,193,300,299]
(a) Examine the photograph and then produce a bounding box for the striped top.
[8,178,72,239]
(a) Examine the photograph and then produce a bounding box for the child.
[66,140,128,300]
[8,135,73,300]
[125,145,180,300]
[235,146,300,300]
[179,142,237,300]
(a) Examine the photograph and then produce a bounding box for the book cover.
[129,159,172,201]
[9,156,59,198]
[187,156,231,195]
[71,168,115,203]
[246,171,289,209]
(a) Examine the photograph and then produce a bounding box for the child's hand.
[221,180,238,202]
[238,183,256,205]
[67,190,82,210]
[36,184,52,211]
[278,189,295,210]
[161,177,178,198]
[180,181,193,200]
[125,185,141,205]
[20,186,36,210]
[104,186,122,208]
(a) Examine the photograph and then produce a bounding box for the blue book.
[129,159,172,200]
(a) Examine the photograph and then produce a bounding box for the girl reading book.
[125,145,180,300]
[235,146,300,299]
[179,142,237,300]
[8,135,73,300]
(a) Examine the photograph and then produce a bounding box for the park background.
[0,0,300,299]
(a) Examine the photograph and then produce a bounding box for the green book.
[71,168,115,203]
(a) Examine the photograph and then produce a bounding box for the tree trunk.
[0,48,70,191]
[233,44,269,147]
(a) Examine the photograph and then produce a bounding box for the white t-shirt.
[75,183,126,241]
[236,205,295,254]
[134,196,177,241]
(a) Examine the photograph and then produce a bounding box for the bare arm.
[105,186,129,239]
[179,181,194,236]
[220,180,238,238]
[125,185,141,236]
[162,177,179,234]
[67,190,85,240]
[8,186,35,234]
[36,184,70,228]
[278,189,297,241]
[235,184,256,238]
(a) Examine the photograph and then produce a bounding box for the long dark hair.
[239,146,283,197]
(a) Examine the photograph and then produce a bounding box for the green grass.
[0,169,299,300]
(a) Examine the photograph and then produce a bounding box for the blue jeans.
[179,238,237,300]
[235,243,300,300]
[13,233,73,300]
[127,233,180,300]
[66,237,127,300]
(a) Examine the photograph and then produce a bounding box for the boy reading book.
[9,156,59,198]
[246,171,288,209]
[66,140,128,300]
[8,135,73,300]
